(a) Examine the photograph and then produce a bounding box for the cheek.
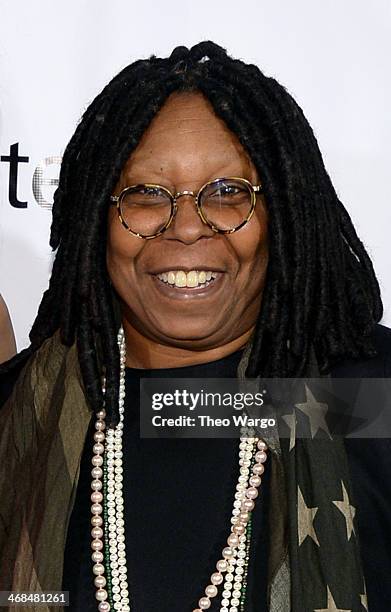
[106,210,142,284]
[231,203,268,274]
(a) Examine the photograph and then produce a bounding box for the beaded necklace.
[89,327,269,611]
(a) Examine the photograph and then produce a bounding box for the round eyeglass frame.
[109,176,264,239]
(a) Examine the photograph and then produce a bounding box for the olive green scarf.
[0,330,367,611]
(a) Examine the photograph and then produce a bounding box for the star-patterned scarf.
[236,339,368,612]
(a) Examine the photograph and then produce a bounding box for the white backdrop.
[0,0,390,351]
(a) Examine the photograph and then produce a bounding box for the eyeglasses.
[109,176,263,239]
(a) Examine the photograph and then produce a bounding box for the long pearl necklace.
[90,327,269,612]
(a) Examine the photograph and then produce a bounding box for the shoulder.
[0,330,73,409]
[329,323,391,378]
[372,322,391,367]
[340,324,391,496]
[0,294,16,363]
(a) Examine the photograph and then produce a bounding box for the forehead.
[138,90,230,136]
[120,91,255,178]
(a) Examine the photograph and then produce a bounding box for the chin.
[153,321,220,345]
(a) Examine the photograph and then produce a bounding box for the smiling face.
[106,91,269,368]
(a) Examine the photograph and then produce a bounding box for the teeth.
[156,270,219,288]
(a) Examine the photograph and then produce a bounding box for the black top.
[1,324,391,611]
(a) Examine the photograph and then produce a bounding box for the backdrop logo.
[0,142,61,210]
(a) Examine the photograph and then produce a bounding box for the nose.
[166,192,215,243]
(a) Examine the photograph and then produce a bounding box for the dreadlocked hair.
[1,40,383,426]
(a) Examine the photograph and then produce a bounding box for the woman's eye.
[215,185,240,197]
[223,186,238,194]
[140,187,161,196]
[209,187,232,197]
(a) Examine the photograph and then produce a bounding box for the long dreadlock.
[0,41,383,426]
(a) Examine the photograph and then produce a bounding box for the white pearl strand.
[90,326,269,611]
[219,435,265,612]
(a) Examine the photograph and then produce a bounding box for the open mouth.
[154,270,221,289]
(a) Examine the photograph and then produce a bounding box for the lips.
[149,266,225,274]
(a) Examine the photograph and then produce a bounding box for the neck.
[121,321,254,369]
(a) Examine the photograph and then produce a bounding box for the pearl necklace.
[90,327,269,612]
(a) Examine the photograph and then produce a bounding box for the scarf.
[237,338,368,612]
[0,329,368,611]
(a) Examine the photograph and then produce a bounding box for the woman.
[0,294,16,364]
[0,41,390,612]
